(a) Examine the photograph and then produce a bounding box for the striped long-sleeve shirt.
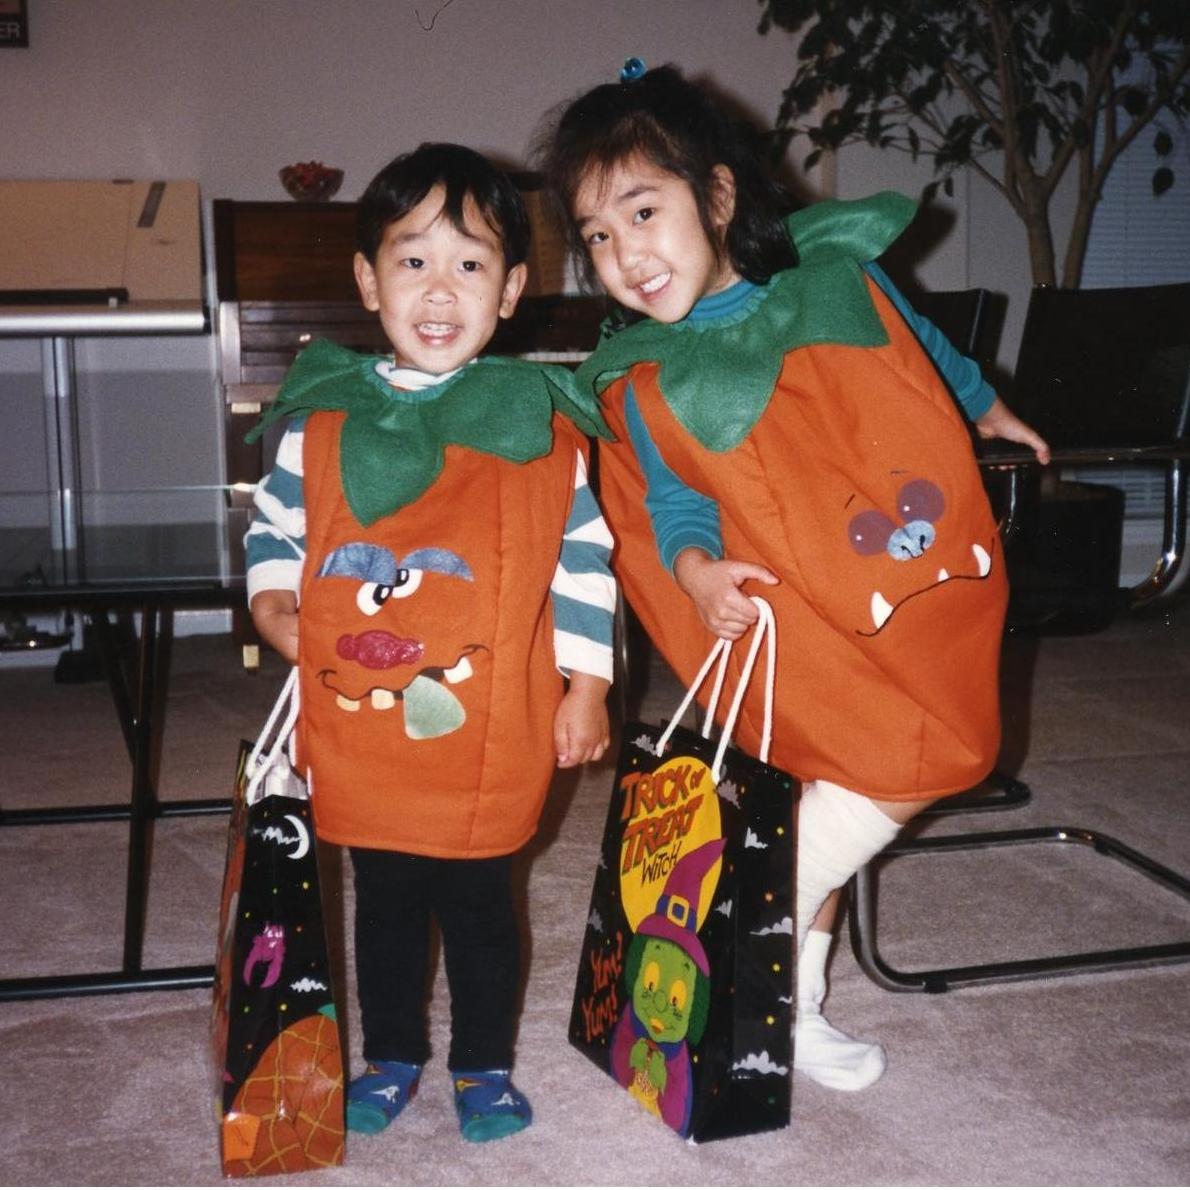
[245,415,616,682]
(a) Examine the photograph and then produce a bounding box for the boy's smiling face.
[354,185,527,374]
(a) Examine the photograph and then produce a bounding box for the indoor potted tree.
[757,0,1190,287]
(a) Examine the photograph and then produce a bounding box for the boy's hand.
[975,396,1051,465]
[249,589,299,665]
[554,672,611,768]
[673,548,778,640]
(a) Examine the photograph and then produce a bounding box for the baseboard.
[171,608,235,637]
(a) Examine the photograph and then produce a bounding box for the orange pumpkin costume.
[581,195,1007,801]
[247,340,610,858]
[297,408,584,856]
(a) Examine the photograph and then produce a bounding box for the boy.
[245,143,614,1142]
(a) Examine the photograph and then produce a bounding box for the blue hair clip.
[620,57,646,83]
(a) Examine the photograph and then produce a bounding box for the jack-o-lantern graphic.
[222,1009,345,1176]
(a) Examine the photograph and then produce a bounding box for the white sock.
[796,779,901,948]
[794,928,886,1092]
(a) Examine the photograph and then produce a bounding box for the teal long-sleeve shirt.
[622,263,997,573]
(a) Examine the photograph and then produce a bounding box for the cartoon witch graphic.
[609,837,725,1136]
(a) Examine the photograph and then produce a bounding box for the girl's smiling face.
[354,185,526,374]
[573,155,740,324]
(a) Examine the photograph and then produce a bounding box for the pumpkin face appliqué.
[843,473,997,637]
[312,541,482,739]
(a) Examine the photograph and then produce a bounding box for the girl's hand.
[975,396,1051,465]
[673,549,778,640]
[249,589,299,665]
[554,672,611,768]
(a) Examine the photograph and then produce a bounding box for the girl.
[541,63,1049,1093]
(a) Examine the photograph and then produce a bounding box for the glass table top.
[0,521,243,598]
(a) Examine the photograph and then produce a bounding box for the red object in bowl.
[279,162,344,202]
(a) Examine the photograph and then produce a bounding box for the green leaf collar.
[574,191,917,452]
[248,339,610,526]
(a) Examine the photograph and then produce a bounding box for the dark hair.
[537,64,797,288]
[356,142,530,269]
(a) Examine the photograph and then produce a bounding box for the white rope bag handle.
[655,596,776,783]
[244,666,302,805]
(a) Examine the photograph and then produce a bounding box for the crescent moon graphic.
[282,814,310,860]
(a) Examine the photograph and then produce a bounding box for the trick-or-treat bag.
[570,598,796,1142]
[211,668,345,1177]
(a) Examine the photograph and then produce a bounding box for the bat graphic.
[243,924,285,988]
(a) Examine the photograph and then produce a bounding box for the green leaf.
[1152,167,1175,196]
[1154,130,1174,156]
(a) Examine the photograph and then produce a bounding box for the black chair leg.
[848,825,1190,992]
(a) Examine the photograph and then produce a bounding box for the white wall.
[1,1,800,215]
[0,0,1029,533]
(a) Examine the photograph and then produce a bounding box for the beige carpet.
[1,611,1189,1186]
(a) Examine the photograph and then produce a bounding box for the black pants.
[349,846,520,1072]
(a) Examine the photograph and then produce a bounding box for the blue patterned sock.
[451,1069,532,1143]
[346,1060,421,1135]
